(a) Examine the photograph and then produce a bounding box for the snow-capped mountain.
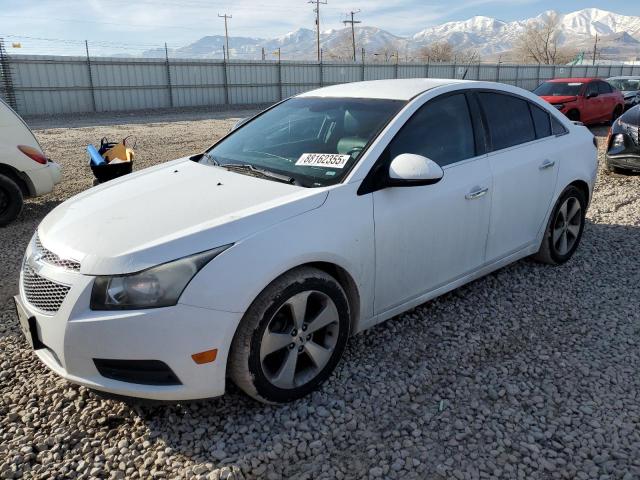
[141,8,640,61]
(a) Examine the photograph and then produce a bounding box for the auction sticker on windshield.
[295,153,350,168]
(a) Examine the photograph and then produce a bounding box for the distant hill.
[140,8,640,62]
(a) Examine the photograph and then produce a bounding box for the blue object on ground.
[87,144,106,166]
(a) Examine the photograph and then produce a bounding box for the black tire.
[228,267,350,403]
[532,185,587,265]
[0,174,24,227]
[610,105,623,125]
[567,110,580,122]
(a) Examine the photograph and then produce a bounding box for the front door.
[371,92,492,315]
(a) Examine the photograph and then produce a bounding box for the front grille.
[34,234,81,272]
[22,264,70,314]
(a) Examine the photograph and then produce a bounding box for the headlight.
[90,245,231,310]
[611,134,625,149]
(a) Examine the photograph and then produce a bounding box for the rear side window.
[388,93,475,167]
[529,103,552,139]
[597,82,612,94]
[478,92,535,151]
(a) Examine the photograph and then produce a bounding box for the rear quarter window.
[529,103,552,139]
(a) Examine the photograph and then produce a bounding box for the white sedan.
[15,79,597,403]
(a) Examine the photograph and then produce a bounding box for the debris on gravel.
[1,118,639,479]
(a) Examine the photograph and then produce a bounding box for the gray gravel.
[1,116,639,479]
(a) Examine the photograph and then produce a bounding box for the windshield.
[534,82,583,96]
[205,97,405,187]
[608,79,640,92]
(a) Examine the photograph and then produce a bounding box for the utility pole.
[308,0,327,62]
[592,33,598,66]
[218,13,232,61]
[343,9,361,62]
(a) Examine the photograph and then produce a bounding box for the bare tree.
[513,15,577,64]
[418,41,454,62]
[417,42,480,64]
[324,30,355,61]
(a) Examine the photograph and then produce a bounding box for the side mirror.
[388,153,444,186]
[586,92,599,99]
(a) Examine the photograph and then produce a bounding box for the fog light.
[191,349,218,364]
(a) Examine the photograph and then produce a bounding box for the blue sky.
[0,0,638,54]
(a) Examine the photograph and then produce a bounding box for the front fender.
[178,182,375,330]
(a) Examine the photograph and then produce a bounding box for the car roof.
[546,78,598,83]
[296,78,473,100]
[607,76,640,80]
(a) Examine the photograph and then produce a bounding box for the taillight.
[17,145,47,165]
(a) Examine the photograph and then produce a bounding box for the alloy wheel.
[552,196,582,256]
[259,290,340,389]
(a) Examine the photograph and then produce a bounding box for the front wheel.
[229,267,350,403]
[532,186,587,265]
[610,105,623,124]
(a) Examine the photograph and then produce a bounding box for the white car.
[15,79,597,403]
[0,98,61,225]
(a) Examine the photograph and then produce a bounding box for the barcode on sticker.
[295,153,350,169]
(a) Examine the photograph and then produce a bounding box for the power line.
[218,13,232,61]
[343,10,361,62]
[308,0,327,62]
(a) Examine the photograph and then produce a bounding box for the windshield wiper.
[219,163,299,185]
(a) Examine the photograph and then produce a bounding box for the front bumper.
[24,161,62,197]
[16,243,242,400]
[606,152,640,171]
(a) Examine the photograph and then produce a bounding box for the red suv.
[534,78,624,125]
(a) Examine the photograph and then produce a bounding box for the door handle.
[465,187,489,200]
[539,159,555,170]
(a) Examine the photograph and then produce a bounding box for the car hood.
[540,95,577,104]
[622,91,638,97]
[38,158,328,274]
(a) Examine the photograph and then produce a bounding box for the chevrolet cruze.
[15,79,598,403]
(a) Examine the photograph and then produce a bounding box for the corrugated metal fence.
[3,55,640,116]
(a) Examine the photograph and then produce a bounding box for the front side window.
[597,82,612,94]
[205,97,405,187]
[388,93,476,167]
[478,92,535,151]
[534,82,583,96]
[585,82,598,98]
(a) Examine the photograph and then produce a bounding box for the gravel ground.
[1,113,639,480]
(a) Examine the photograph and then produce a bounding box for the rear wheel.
[229,267,350,403]
[0,174,23,227]
[533,186,586,265]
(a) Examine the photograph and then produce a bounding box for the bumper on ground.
[606,153,640,171]
[24,161,62,196]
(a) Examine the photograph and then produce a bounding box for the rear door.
[477,91,560,262]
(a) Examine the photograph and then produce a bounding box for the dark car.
[605,105,640,173]
[606,76,640,110]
